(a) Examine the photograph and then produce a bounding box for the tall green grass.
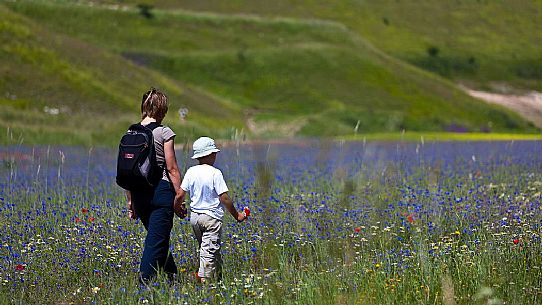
[0,142,541,304]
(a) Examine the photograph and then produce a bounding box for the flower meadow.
[0,140,541,305]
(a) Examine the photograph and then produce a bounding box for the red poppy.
[407,214,415,224]
[81,208,89,214]
[75,217,81,223]
[15,264,24,271]
[244,207,251,217]
[354,227,361,233]
[192,272,204,283]
[513,239,520,245]
[88,217,95,222]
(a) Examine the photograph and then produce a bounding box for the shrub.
[137,4,154,19]
[427,46,440,57]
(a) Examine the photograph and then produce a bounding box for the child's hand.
[236,211,247,222]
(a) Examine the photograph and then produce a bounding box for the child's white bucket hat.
[192,137,220,159]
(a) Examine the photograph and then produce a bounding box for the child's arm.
[219,192,246,222]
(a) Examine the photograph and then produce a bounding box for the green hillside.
[0,4,244,145]
[114,0,542,92]
[1,1,538,145]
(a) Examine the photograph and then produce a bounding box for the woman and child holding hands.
[122,88,247,284]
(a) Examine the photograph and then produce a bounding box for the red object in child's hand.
[244,207,251,217]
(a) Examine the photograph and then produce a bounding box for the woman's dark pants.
[132,180,178,282]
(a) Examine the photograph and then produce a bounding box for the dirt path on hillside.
[464,88,542,128]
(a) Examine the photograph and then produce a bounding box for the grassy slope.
[0,4,244,146]
[6,1,537,142]
[122,0,542,92]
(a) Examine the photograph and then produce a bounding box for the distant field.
[342,132,542,142]
[1,1,539,146]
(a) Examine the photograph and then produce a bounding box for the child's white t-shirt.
[181,164,229,220]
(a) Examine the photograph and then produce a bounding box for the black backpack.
[116,122,163,191]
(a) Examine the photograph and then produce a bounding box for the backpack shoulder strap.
[128,122,162,130]
[128,123,143,131]
[145,122,162,131]
[139,122,162,131]
[145,122,168,177]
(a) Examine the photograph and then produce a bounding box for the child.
[175,136,246,282]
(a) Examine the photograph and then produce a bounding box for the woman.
[125,88,185,283]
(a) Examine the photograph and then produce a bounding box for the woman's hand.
[127,191,137,219]
[173,189,187,218]
[173,198,187,219]
[128,203,137,219]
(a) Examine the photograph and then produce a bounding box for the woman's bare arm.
[164,139,186,217]
[164,139,182,194]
